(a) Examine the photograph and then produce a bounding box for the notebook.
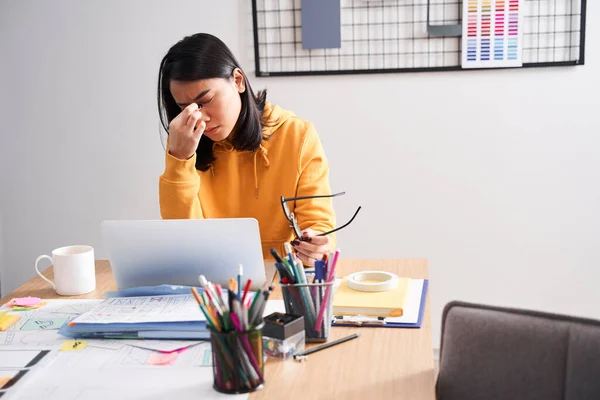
[332,279,429,328]
[332,276,411,317]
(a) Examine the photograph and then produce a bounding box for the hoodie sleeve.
[293,123,337,247]
[159,148,204,219]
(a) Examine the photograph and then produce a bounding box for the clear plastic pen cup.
[209,323,265,394]
[281,281,334,342]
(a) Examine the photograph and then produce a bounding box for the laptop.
[100,218,270,291]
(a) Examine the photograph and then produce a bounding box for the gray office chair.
[436,301,600,400]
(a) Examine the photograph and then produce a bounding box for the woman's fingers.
[296,251,317,267]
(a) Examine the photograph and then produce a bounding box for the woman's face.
[169,69,245,142]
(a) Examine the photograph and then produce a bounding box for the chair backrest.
[436,301,600,400]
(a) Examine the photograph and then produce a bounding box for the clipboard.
[332,279,429,328]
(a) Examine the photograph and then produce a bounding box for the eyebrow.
[176,89,211,106]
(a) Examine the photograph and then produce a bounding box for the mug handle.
[35,255,56,290]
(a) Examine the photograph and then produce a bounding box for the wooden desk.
[1,259,435,400]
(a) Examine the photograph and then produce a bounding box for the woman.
[157,33,335,265]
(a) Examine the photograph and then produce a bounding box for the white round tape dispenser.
[346,271,399,292]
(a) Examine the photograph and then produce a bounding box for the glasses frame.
[280,191,361,240]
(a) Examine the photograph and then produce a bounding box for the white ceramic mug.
[34,245,96,296]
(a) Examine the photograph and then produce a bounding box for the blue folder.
[58,288,210,340]
[58,317,210,340]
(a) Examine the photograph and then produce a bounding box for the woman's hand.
[168,103,206,160]
[291,228,332,266]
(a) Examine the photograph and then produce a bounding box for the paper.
[333,277,412,316]
[0,299,101,350]
[0,350,49,369]
[385,280,426,324]
[70,295,205,324]
[6,344,235,399]
[44,342,213,370]
[462,0,523,68]
[122,340,202,354]
[8,368,247,400]
[60,340,87,351]
[301,0,341,49]
[104,285,202,299]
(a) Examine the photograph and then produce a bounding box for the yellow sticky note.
[60,340,87,351]
[0,315,20,331]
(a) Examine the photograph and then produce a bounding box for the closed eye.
[197,97,214,109]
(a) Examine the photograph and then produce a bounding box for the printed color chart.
[462,0,523,68]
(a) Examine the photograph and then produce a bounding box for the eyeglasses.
[280,191,361,240]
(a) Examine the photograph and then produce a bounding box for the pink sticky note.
[159,346,191,355]
[11,297,41,307]
[148,352,178,366]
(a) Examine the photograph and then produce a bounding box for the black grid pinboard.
[251,0,587,76]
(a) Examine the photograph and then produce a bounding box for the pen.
[270,249,295,282]
[296,258,316,324]
[314,260,326,329]
[255,285,273,322]
[314,249,340,332]
[237,264,243,300]
[215,284,227,308]
[241,279,252,305]
[284,243,299,282]
[294,333,359,361]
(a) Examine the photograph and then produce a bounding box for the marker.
[270,248,295,282]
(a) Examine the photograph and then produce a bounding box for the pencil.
[191,287,202,305]
[295,333,359,359]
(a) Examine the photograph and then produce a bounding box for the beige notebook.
[332,277,411,317]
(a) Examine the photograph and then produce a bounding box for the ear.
[232,68,246,94]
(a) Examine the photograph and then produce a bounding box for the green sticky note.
[20,318,68,331]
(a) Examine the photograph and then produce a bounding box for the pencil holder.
[281,281,334,342]
[209,323,265,394]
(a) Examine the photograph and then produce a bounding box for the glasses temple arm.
[282,192,346,202]
[317,206,362,237]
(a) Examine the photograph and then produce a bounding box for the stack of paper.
[59,295,209,340]
[333,277,412,317]
[332,279,429,328]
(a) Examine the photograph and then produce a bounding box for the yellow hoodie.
[159,101,336,259]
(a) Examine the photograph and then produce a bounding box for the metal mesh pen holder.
[209,323,265,394]
[281,281,334,343]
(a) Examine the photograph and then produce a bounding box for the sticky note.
[9,301,47,312]
[148,352,178,365]
[21,318,68,331]
[0,315,20,331]
[0,376,12,388]
[12,297,41,307]
[60,340,87,351]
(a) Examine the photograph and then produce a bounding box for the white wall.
[1,0,598,347]
[0,216,4,296]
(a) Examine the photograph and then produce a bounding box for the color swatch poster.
[462,0,524,68]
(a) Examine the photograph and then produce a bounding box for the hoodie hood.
[211,101,296,197]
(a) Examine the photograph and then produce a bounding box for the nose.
[201,111,210,123]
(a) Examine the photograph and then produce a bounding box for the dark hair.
[157,33,267,171]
